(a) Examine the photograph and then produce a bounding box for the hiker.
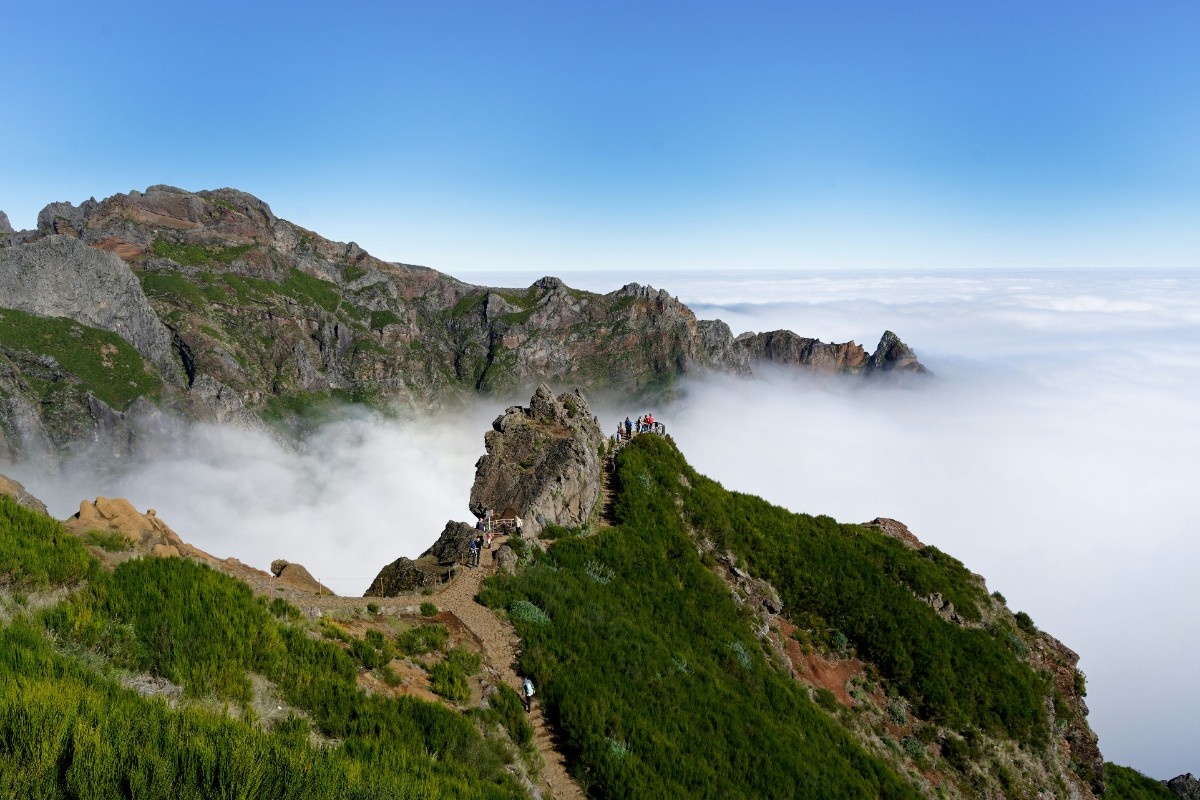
[475,516,487,533]
[468,536,481,568]
[485,528,494,549]
[636,415,643,433]
[522,677,535,713]
[515,515,523,533]
[624,417,633,438]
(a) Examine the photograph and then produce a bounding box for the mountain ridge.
[1,185,925,462]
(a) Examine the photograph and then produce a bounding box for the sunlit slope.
[481,433,1108,799]
[0,496,526,800]
[481,435,924,799]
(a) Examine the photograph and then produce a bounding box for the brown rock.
[276,562,325,593]
[0,474,50,517]
[65,496,195,558]
[862,517,925,549]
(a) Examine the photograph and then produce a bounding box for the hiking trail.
[433,534,585,800]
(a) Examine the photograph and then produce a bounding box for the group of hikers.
[615,413,665,442]
[466,508,523,568]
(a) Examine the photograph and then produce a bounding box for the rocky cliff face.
[469,384,605,539]
[1,185,927,459]
[0,235,180,381]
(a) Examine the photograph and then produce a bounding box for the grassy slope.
[0,495,525,800]
[481,438,923,799]
[0,307,163,409]
[1105,764,1176,799]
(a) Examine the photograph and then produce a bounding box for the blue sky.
[2,1,1198,272]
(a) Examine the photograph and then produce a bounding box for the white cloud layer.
[11,267,1200,780]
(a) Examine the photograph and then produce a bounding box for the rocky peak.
[0,210,13,235]
[1168,773,1200,799]
[867,330,927,374]
[469,383,604,538]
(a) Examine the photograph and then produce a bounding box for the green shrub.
[1015,611,1037,634]
[483,684,533,747]
[0,496,95,589]
[430,661,471,704]
[508,600,551,626]
[84,529,134,552]
[1105,763,1176,799]
[815,688,840,712]
[420,601,439,617]
[366,602,380,615]
[396,623,449,656]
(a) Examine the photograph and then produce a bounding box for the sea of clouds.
[11,267,1199,779]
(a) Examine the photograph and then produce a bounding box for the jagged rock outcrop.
[737,329,928,376]
[422,520,481,566]
[1168,773,1200,799]
[1027,630,1105,793]
[866,330,927,375]
[0,474,49,516]
[469,384,605,538]
[0,235,181,382]
[737,330,869,373]
[0,211,12,235]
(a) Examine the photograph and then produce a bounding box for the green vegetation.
[480,683,533,748]
[83,529,134,552]
[431,647,483,704]
[397,623,450,656]
[151,238,254,267]
[1105,764,1175,799]
[281,268,341,313]
[0,307,163,409]
[370,309,404,330]
[0,498,526,799]
[420,601,439,617]
[656,429,1049,746]
[0,496,95,590]
[481,438,922,799]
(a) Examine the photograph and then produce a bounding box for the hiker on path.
[485,528,494,549]
[624,417,633,438]
[515,515,523,533]
[468,536,481,568]
[522,677,535,713]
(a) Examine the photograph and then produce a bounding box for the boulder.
[468,384,605,538]
[1168,774,1200,800]
[278,562,324,593]
[492,544,518,574]
[65,496,203,561]
[364,557,430,597]
[422,520,479,566]
[862,517,925,549]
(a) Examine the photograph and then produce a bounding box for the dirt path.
[433,536,585,800]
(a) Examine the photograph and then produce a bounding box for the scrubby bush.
[396,623,449,656]
[420,601,439,617]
